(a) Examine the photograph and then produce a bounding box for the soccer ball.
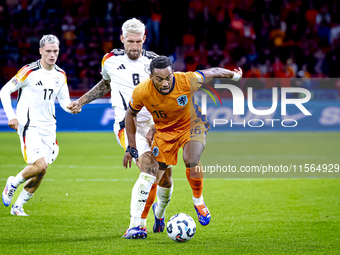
[166,213,196,242]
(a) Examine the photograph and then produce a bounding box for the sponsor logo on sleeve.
[12,78,19,86]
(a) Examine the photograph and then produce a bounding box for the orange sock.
[186,161,204,198]
[141,183,158,219]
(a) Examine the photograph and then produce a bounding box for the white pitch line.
[0,178,187,182]
[0,178,328,182]
[0,165,135,170]
[0,165,27,168]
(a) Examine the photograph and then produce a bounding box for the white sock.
[14,189,33,207]
[192,195,204,206]
[155,185,173,219]
[140,218,147,228]
[129,173,156,229]
[12,168,28,187]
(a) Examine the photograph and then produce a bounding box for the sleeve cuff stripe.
[195,71,205,84]
[129,103,140,113]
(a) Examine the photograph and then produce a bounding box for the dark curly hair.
[149,56,173,74]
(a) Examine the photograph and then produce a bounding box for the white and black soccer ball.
[166,213,196,242]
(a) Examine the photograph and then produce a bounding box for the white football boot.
[11,205,29,216]
[2,176,17,206]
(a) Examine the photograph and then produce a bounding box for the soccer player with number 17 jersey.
[0,35,72,216]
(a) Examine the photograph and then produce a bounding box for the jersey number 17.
[43,89,53,100]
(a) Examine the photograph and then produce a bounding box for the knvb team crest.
[177,95,188,106]
[152,146,159,157]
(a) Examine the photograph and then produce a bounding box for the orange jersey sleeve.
[172,71,205,93]
[186,71,205,92]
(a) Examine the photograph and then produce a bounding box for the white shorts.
[114,118,154,158]
[18,125,59,165]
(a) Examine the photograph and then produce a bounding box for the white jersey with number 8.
[101,48,157,123]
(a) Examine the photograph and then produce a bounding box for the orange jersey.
[129,71,205,141]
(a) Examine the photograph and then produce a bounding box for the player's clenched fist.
[8,118,19,131]
[233,67,243,80]
[67,101,82,114]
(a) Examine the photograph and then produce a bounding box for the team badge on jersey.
[144,64,151,74]
[12,78,19,86]
[152,146,159,157]
[54,77,60,87]
[177,95,188,106]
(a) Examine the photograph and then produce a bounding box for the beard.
[126,49,142,60]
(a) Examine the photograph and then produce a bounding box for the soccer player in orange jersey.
[123,56,242,237]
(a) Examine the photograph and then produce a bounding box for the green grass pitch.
[0,131,339,254]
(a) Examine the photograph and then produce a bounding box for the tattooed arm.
[67,79,111,114]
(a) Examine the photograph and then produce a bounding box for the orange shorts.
[151,119,209,166]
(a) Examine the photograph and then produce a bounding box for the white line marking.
[1,178,328,182]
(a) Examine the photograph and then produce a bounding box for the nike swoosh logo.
[152,104,161,106]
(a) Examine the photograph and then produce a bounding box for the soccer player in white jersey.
[0,35,72,216]
[68,18,173,239]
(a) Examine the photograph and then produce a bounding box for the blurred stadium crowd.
[0,0,339,96]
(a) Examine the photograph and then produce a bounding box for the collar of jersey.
[39,60,54,73]
[153,76,175,95]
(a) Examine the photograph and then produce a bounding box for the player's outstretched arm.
[67,79,111,114]
[123,107,138,169]
[200,67,243,81]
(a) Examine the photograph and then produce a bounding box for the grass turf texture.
[0,131,339,254]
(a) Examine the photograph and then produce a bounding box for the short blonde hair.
[40,35,60,48]
[121,18,145,37]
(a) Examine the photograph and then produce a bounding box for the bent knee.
[34,160,48,174]
[183,155,200,168]
[184,160,200,168]
[139,151,159,176]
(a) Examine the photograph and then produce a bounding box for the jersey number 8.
[132,74,140,86]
